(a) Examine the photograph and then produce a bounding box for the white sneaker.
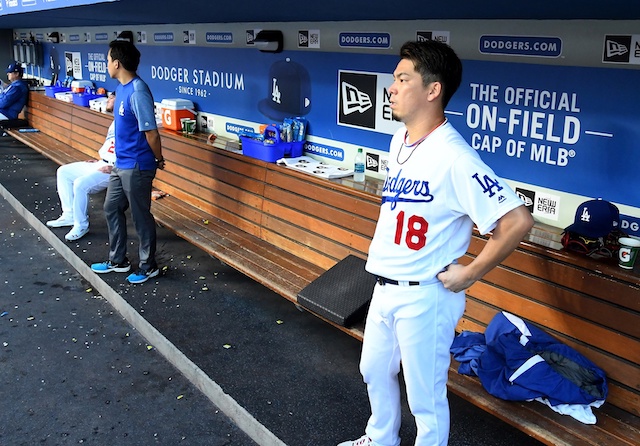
[337,435,372,446]
[65,226,89,241]
[46,216,74,228]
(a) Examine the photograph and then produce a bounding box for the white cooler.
[71,80,94,93]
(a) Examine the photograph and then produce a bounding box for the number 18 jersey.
[365,122,523,282]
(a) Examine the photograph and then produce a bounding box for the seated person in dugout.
[46,93,116,242]
[0,62,29,120]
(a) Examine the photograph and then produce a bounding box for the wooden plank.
[72,105,112,128]
[261,223,343,270]
[161,139,268,187]
[152,178,264,238]
[265,168,381,221]
[521,235,640,283]
[475,262,640,338]
[155,159,265,207]
[263,183,378,238]
[69,132,103,159]
[261,200,373,255]
[468,235,640,309]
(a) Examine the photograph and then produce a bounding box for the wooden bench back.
[26,91,74,147]
[20,92,640,420]
[261,168,380,270]
[25,91,109,162]
[71,105,112,158]
[154,132,267,238]
[154,130,380,271]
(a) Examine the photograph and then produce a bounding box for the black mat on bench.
[0,118,28,130]
[297,254,375,327]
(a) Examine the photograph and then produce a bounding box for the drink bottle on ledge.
[354,148,365,182]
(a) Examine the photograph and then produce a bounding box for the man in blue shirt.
[91,40,165,284]
[0,62,28,120]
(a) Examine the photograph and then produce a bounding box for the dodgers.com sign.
[339,32,390,49]
[206,32,233,44]
[479,35,562,58]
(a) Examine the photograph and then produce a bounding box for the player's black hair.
[399,40,462,108]
[108,39,141,73]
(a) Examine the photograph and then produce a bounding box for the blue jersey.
[0,79,28,119]
[114,77,157,170]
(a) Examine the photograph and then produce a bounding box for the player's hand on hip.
[437,263,473,293]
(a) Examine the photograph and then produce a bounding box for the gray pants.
[104,166,157,271]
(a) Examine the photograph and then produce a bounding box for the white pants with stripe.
[360,281,465,446]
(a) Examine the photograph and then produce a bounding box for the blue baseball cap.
[6,62,23,74]
[258,58,311,121]
[565,199,620,238]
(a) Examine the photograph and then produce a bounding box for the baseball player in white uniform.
[47,95,117,242]
[338,41,533,446]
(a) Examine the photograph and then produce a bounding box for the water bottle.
[354,148,365,182]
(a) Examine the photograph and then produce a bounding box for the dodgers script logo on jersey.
[472,172,507,203]
[381,168,435,210]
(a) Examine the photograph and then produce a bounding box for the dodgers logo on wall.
[258,58,311,121]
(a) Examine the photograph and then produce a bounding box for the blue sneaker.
[127,268,160,284]
[91,259,131,274]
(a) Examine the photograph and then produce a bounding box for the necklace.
[396,118,447,165]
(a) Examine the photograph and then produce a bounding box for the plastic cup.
[618,237,640,269]
[183,119,196,134]
[180,117,190,132]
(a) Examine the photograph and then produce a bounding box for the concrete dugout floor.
[0,136,543,446]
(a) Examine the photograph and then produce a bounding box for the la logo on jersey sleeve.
[472,172,507,203]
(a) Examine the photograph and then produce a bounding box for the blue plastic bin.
[240,126,304,162]
[72,93,103,107]
[45,85,71,98]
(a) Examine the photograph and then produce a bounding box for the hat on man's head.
[565,199,620,238]
[6,62,23,75]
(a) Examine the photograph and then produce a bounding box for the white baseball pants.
[360,281,465,446]
[56,161,111,231]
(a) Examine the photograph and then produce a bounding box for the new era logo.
[606,40,628,58]
[298,31,308,47]
[603,35,632,63]
[338,71,377,129]
[366,153,379,171]
[516,191,534,207]
[341,82,372,115]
